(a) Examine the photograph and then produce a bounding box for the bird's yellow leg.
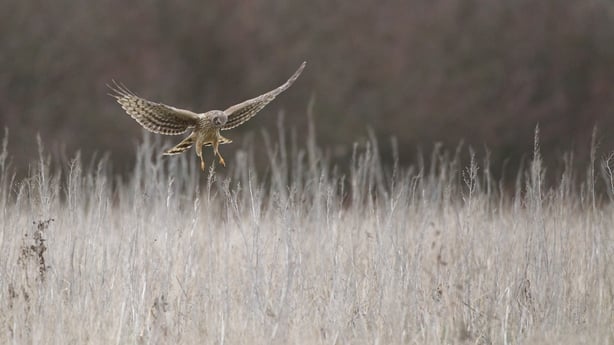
[213,141,226,167]
[196,143,206,171]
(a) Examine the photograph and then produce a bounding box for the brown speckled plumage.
[109,62,305,170]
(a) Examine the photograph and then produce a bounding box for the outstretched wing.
[108,81,200,135]
[221,61,306,130]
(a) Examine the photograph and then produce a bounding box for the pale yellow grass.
[0,130,612,344]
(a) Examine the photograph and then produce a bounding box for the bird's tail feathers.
[202,136,233,147]
[164,136,194,155]
[219,135,233,145]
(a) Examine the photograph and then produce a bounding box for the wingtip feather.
[106,80,138,99]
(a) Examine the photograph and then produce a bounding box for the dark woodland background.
[2,0,614,177]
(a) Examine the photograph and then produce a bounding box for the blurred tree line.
[1,0,614,176]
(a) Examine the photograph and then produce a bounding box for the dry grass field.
[0,128,613,344]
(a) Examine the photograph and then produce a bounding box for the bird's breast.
[194,126,220,143]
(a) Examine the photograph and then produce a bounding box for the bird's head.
[211,111,228,128]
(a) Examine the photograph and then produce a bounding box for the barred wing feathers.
[108,81,199,135]
[221,61,305,130]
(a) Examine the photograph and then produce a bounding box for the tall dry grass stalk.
[0,126,612,344]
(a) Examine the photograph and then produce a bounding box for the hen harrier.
[109,61,305,170]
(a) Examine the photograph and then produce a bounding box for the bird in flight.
[109,62,305,171]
